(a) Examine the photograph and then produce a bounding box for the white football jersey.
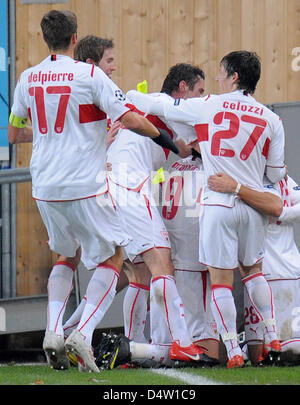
[263,176,300,280]
[107,91,198,190]
[160,156,206,271]
[11,54,132,201]
[159,90,285,207]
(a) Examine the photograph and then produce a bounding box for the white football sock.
[77,265,119,345]
[63,296,87,338]
[210,285,241,360]
[150,275,192,347]
[281,339,300,354]
[46,261,75,336]
[123,283,149,343]
[243,273,278,344]
[129,341,171,365]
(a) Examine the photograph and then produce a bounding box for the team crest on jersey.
[115,89,126,101]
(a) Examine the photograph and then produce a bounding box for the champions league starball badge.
[115,89,126,101]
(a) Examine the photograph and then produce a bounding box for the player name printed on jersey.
[222,100,264,116]
[28,70,74,85]
[160,159,204,219]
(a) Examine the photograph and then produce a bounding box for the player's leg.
[122,260,151,343]
[208,266,243,368]
[180,270,220,360]
[243,284,265,365]
[240,263,281,356]
[36,201,81,370]
[143,247,203,361]
[64,195,131,372]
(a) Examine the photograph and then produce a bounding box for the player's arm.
[265,118,287,183]
[208,172,283,217]
[8,113,33,144]
[120,111,179,154]
[277,178,300,223]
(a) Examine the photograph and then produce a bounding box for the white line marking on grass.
[150,368,225,385]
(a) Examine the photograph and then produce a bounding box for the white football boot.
[65,330,100,373]
[43,330,70,370]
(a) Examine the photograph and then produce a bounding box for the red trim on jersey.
[193,338,220,344]
[204,94,211,101]
[265,164,286,168]
[55,260,76,272]
[79,104,107,123]
[262,138,270,159]
[268,276,300,282]
[143,194,152,219]
[116,104,136,122]
[125,103,145,116]
[129,282,150,291]
[126,176,149,193]
[91,64,95,77]
[34,193,99,202]
[199,259,238,270]
[211,284,233,291]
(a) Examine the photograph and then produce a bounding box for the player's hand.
[107,121,121,149]
[208,172,237,194]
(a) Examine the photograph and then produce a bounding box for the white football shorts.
[199,199,267,269]
[36,195,131,270]
[108,180,171,263]
[244,278,300,343]
[175,269,219,342]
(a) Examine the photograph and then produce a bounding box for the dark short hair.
[74,35,114,63]
[161,63,205,95]
[220,51,261,95]
[40,10,77,51]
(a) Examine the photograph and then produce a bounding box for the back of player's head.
[41,10,77,51]
[74,35,114,64]
[220,51,261,95]
[161,63,205,95]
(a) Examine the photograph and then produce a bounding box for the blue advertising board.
[0,1,9,161]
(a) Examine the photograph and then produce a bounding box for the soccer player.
[74,35,116,79]
[159,154,220,360]
[208,171,300,365]
[144,51,286,368]
[106,63,206,362]
[61,35,127,340]
[8,10,177,373]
